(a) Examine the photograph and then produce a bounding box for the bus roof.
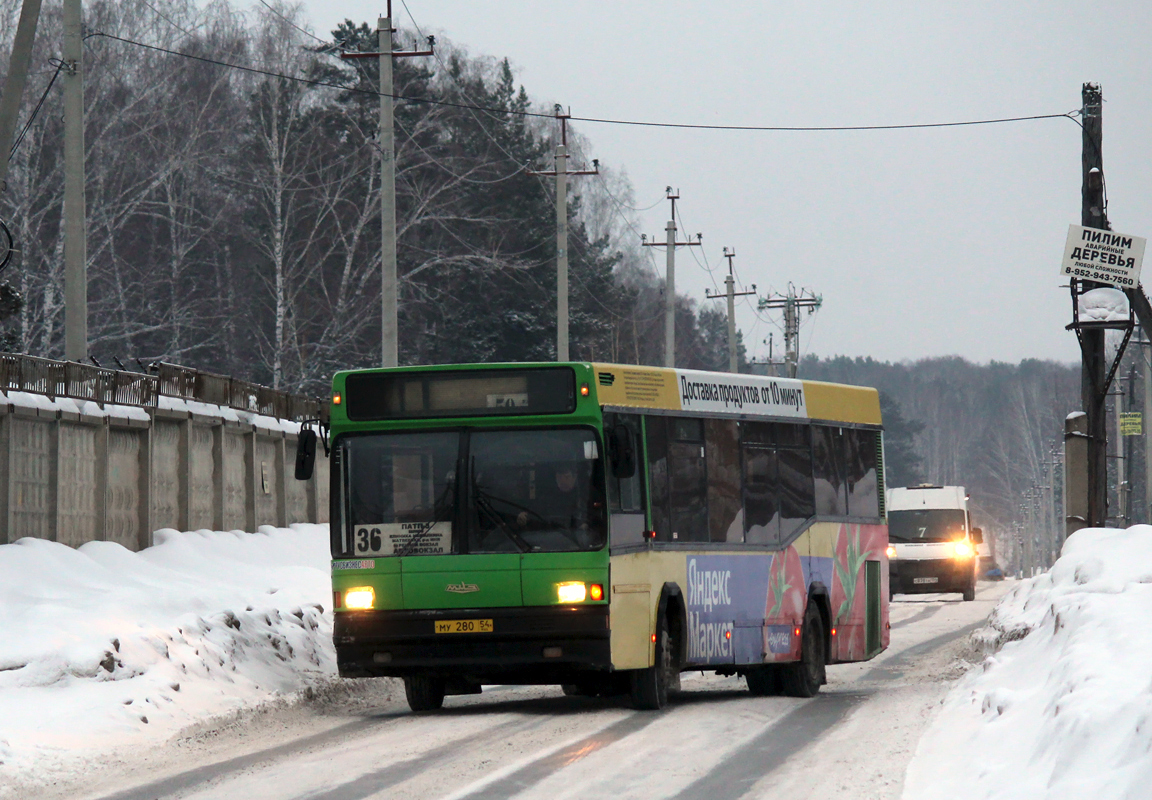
[590,363,881,426]
[329,362,881,427]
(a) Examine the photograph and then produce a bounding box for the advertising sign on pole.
[1060,224,1146,289]
[1120,412,1143,436]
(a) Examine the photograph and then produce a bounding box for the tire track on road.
[890,602,945,629]
[297,717,531,800]
[449,713,658,800]
[668,693,869,800]
[90,714,401,800]
[668,614,990,799]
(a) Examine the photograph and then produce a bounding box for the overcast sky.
[272,0,1152,366]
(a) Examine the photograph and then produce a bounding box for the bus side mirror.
[608,424,636,479]
[295,429,317,481]
[971,527,983,544]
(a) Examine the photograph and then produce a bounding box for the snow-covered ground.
[905,525,1152,800]
[0,525,334,798]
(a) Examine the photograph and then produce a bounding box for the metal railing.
[0,353,325,422]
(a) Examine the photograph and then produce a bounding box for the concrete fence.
[0,356,329,549]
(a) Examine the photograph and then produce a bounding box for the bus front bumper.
[334,605,611,680]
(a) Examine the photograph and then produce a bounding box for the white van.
[886,485,982,601]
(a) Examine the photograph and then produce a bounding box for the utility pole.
[63,0,85,361]
[341,4,433,368]
[758,284,822,378]
[642,189,702,368]
[1143,330,1152,524]
[705,247,756,373]
[0,0,43,192]
[529,107,598,362]
[1077,83,1112,527]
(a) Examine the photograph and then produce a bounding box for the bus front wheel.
[781,603,826,698]
[962,584,976,602]
[404,674,446,712]
[631,618,675,710]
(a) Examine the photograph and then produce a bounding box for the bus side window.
[743,445,780,546]
[607,413,647,548]
[845,429,880,518]
[813,426,847,517]
[706,419,742,542]
[779,444,814,539]
[669,416,708,541]
[645,415,671,541]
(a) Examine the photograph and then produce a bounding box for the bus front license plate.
[434,619,494,634]
[913,577,939,584]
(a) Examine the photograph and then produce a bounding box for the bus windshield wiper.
[395,484,454,558]
[470,458,532,553]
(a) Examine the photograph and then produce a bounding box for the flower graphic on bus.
[834,524,873,624]
[767,546,806,622]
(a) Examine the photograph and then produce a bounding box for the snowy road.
[68,582,1011,800]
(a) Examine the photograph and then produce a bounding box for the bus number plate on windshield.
[434,619,493,634]
[913,577,939,584]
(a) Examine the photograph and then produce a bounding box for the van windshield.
[888,509,967,542]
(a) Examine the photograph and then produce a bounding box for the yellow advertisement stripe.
[592,364,681,411]
[802,381,881,425]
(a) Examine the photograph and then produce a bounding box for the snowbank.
[0,525,334,790]
[904,525,1152,799]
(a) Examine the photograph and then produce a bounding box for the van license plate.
[434,619,493,634]
[913,577,939,584]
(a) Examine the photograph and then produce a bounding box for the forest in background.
[800,355,1082,555]
[0,0,1101,558]
[0,0,742,390]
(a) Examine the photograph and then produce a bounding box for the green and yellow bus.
[297,362,888,712]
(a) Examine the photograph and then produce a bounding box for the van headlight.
[952,541,974,559]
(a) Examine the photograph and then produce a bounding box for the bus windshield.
[887,509,967,542]
[470,429,605,553]
[342,428,605,557]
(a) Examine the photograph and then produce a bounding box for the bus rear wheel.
[404,674,446,712]
[781,604,825,698]
[630,618,675,710]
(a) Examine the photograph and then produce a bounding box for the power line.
[88,32,1080,135]
[254,0,326,46]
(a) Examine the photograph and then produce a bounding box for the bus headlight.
[557,581,587,603]
[344,587,375,609]
[952,541,974,559]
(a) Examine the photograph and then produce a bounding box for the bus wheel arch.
[807,583,833,666]
[630,583,684,710]
[658,582,687,674]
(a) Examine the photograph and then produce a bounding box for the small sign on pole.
[1120,411,1142,436]
[1060,224,1146,289]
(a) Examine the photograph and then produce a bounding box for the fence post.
[138,417,153,550]
[212,423,225,531]
[275,434,288,528]
[178,418,192,531]
[0,414,11,543]
[94,421,108,541]
[245,427,258,531]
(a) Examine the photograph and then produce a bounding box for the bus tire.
[962,584,976,602]
[404,674,445,712]
[630,618,673,710]
[745,665,783,696]
[781,603,825,698]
